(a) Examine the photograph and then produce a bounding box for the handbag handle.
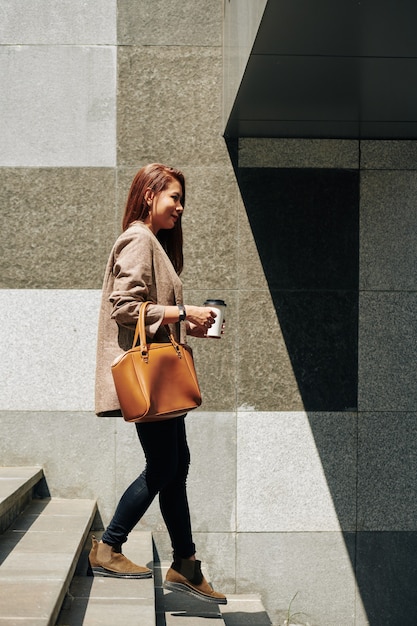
[132,302,182,363]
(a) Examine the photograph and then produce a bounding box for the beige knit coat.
[95,221,185,416]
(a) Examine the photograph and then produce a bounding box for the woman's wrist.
[177,304,186,322]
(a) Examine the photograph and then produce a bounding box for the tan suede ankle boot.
[164,558,227,604]
[89,536,152,579]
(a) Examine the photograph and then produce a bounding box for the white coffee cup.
[204,299,226,338]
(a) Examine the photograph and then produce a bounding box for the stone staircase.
[0,467,272,626]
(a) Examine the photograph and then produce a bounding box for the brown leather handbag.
[111,302,202,422]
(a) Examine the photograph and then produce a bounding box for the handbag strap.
[132,302,182,362]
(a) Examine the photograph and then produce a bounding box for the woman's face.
[145,179,184,234]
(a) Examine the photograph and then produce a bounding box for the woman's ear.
[144,189,154,206]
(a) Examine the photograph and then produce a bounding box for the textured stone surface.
[0,0,116,44]
[355,531,417,625]
[0,289,101,411]
[361,140,417,169]
[118,0,221,46]
[237,291,303,411]
[237,412,357,532]
[360,170,417,290]
[117,46,225,167]
[358,413,417,530]
[237,198,269,291]
[184,289,237,411]
[236,167,359,290]
[0,46,116,166]
[180,165,239,291]
[0,169,116,289]
[0,411,117,525]
[239,138,359,168]
[237,531,357,626]
[358,292,417,412]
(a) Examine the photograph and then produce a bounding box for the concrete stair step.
[220,594,273,625]
[0,495,97,626]
[56,530,155,626]
[0,466,44,533]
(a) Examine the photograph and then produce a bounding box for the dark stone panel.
[233,166,359,411]
[271,290,358,411]
[236,168,359,290]
[356,532,417,626]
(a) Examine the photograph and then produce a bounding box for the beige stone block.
[184,290,237,411]
[237,291,303,411]
[180,165,239,291]
[0,168,117,289]
[118,0,222,46]
[117,46,226,167]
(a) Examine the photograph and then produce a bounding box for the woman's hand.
[185,305,216,336]
[161,304,218,337]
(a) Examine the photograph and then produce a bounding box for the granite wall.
[1,2,417,625]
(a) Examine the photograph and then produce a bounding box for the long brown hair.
[122,163,185,274]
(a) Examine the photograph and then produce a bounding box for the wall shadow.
[227,139,417,625]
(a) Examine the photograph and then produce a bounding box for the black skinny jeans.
[101,416,196,560]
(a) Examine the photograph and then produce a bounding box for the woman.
[90,163,227,605]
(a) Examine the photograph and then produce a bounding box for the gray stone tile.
[237,412,357,532]
[360,170,417,290]
[239,138,359,169]
[0,0,116,44]
[0,168,117,289]
[361,139,417,170]
[117,46,225,167]
[118,0,221,46]
[1,47,116,167]
[358,413,417,530]
[237,531,356,626]
[186,412,236,532]
[0,290,101,411]
[0,411,117,526]
[358,292,417,411]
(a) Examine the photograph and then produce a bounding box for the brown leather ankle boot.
[164,558,227,604]
[89,536,152,579]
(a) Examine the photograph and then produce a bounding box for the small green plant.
[283,592,308,626]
